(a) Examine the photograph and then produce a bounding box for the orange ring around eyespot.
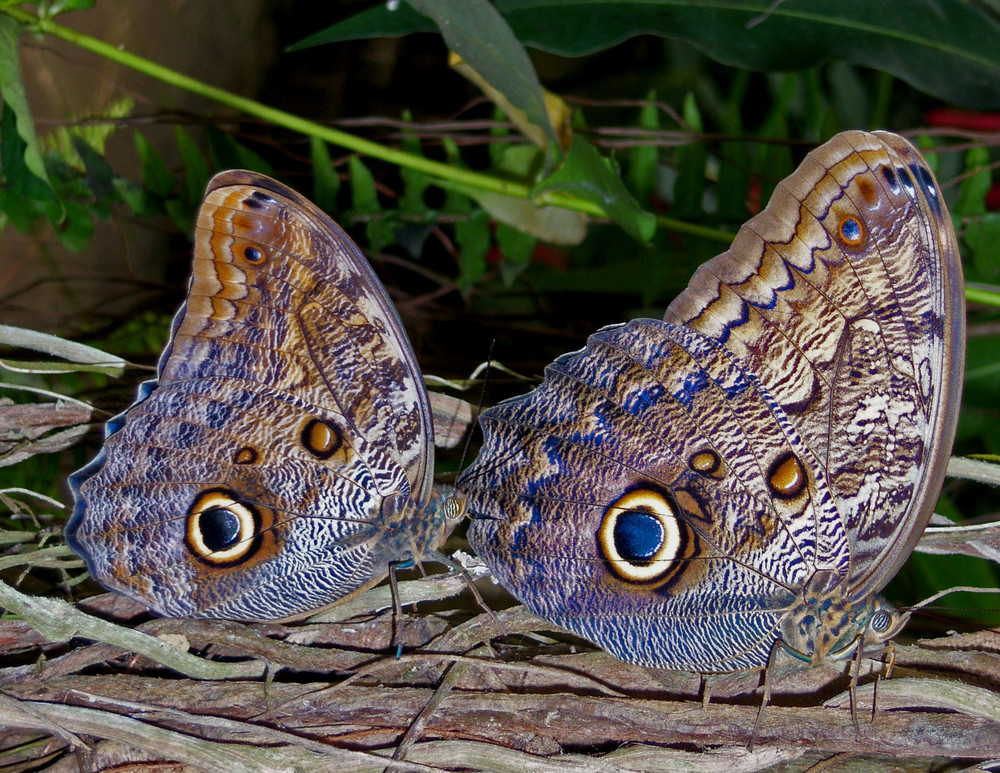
[838,216,865,246]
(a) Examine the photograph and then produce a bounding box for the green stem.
[965,285,1000,308]
[1,6,620,215]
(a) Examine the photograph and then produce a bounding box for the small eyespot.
[301,418,343,460]
[881,166,901,195]
[916,166,938,200]
[768,452,807,500]
[838,216,864,246]
[233,447,259,465]
[186,490,259,565]
[897,166,916,198]
[598,488,692,584]
[243,245,265,263]
[249,190,277,205]
[689,450,721,477]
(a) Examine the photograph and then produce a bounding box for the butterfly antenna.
[456,338,496,481]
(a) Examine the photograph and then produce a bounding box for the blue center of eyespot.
[840,218,861,243]
[613,510,664,563]
[199,508,241,551]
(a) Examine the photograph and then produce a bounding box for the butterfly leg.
[751,639,784,750]
[869,643,895,724]
[427,549,507,638]
[848,635,865,733]
[388,559,412,658]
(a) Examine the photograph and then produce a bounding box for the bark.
[0,574,997,773]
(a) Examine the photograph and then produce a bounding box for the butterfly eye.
[598,488,692,584]
[869,608,894,635]
[186,490,259,565]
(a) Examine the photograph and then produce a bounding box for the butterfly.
[458,130,965,672]
[67,170,464,620]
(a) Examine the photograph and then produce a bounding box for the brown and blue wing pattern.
[461,131,964,671]
[68,171,457,620]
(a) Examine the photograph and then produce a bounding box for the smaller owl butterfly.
[67,171,463,620]
[459,131,965,672]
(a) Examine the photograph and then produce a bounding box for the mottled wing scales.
[176,176,432,495]
[462,130,963,670]
[464,317,848,670]
[665,130,963,594]
[67,171,444,620]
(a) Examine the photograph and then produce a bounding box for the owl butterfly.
[67,171,463,620]
[460,131,965,672]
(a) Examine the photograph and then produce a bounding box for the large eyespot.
[598,487,692,584]
[186,490,260,566]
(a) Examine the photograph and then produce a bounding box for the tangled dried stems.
[1,561,999,773]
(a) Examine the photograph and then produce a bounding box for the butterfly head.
[779,590,904,667]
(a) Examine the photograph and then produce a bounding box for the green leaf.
[673,93,707,219]
[134,131,175,199]
[54,198,95,251]
[403,0,557,146]
[954,145,991,219]
[37,0,96,18]
[175,127,210,207]
[0,104,60,231]
[716,71,752,221]
[532,136,655,243]
[287,3,432,51]
[304,0,1000,109]
[72,137,116,218]
[627,91,659,205]
[965,213,1000,282]
[0,324,125,373]
[310,138,340,214]
[496,220,535,265]
[348,155,379,214]
[205,126,272,174]
[752,74,797,207]
[455,209,491,288]
[348,156,392,253]
[0,16,50,186]
[399,120,430,216]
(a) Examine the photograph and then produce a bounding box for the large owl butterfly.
[459,130,965,672]
[67,170,463,620]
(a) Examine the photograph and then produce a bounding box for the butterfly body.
[68,171,460,620]
[460,131,964,671]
